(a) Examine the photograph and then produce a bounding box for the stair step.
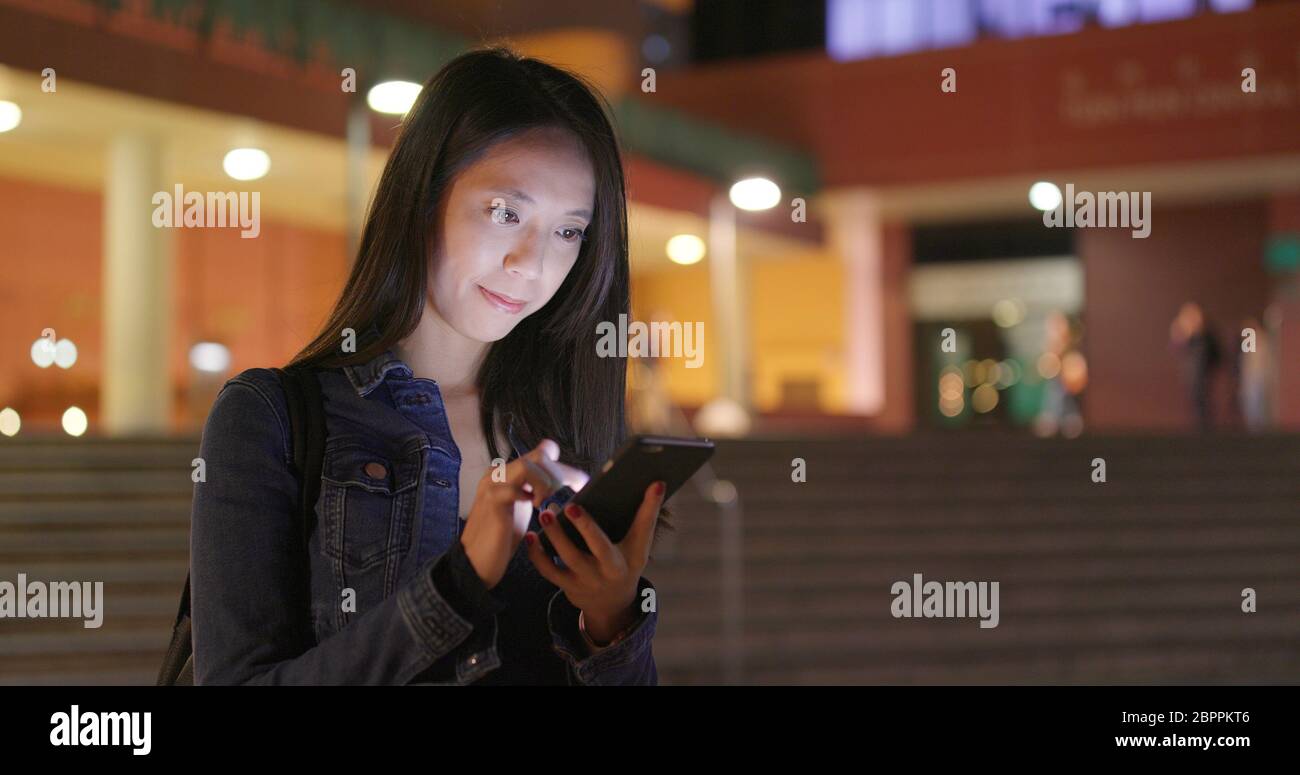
[1,432,1296,685]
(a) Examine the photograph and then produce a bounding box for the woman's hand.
[460,439,589,590]
[525,480,666,645]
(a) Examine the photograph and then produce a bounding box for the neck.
[394,303,488,398]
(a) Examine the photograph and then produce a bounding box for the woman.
[190,48,663,685]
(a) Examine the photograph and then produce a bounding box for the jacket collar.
[342,323,412,398]
[339,323,524,461]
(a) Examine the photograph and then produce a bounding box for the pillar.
[102,132,172,435]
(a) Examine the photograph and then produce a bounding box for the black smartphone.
[539,434,715,559]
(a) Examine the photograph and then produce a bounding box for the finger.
[487,471,533,505]
[546,460,590,492]
[620,481,665,567]
[560,502,620,571]
[501,439,574,504]
[525,444,589,494]
[481,474,538,536]
[533,438,560,462]
[539,505,595,576]
[484,468,531,506]
[525,531,576,588]
[518,457,563,508]
[501,444,564,506]
[500,438,559,487]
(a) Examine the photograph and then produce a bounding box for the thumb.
[531,438,560,462]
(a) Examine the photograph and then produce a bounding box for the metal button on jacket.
[364,461,388,479]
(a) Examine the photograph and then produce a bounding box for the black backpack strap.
[273,365,327,547]
[156,574,193,685]
[174,574,191,628]
[274,365,328,650]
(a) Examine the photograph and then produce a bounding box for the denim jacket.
[189,346,658,685]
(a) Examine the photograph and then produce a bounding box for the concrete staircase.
[1,433,1297,685]
[651,434,1300,684]
[0,437,194,684]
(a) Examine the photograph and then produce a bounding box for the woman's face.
[429,126,596,343]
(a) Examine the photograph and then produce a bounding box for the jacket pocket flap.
[322,444,421,494]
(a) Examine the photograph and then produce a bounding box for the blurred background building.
[0,0,1298,685]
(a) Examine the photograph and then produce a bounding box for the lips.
[478,285,527,314]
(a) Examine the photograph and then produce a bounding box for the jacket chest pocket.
[320,444,422,571]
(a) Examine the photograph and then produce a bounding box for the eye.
[488,205,519,225]
[557,227,587,244]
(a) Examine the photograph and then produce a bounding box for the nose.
[504,228,545,281]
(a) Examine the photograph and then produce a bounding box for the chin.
[458,312,522,343]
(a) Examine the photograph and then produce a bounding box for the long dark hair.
[289,48,629,479]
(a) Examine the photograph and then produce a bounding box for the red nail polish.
[524,532,536,547]
[540,510,553,527]
[654,481,666,496]
[565,503,580,519]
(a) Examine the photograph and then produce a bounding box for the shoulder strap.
[273,365,328,547]
[172,574,192,629]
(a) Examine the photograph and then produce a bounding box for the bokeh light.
[62,406,88,437]
[0,407,20,436]
[939,393,965,417]
[729,177,780,211]
[0,101,21,133]
[54,338,77,369]
[939,367,964,401]
[666,234,706,265]
[31,336,56,367]
[1028,181,1062,211]
[222,148,270,181]
[996,359,1022,389]
[189,342,232,373]
[366,80,422,115]
[992,298,1026,328]
[972,383,999,413]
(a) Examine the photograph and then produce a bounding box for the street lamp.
[695,175,782,438]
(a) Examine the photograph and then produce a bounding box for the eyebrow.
[489,187,592,220]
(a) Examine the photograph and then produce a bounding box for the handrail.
[632,376,744,685]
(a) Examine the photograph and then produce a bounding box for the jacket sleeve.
[546,576,659,685]
[190,376,503,685]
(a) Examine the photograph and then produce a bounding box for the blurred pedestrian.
[1169,302,1221,431]
[1035,311,1086,438]
[1238,316,1275,432]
